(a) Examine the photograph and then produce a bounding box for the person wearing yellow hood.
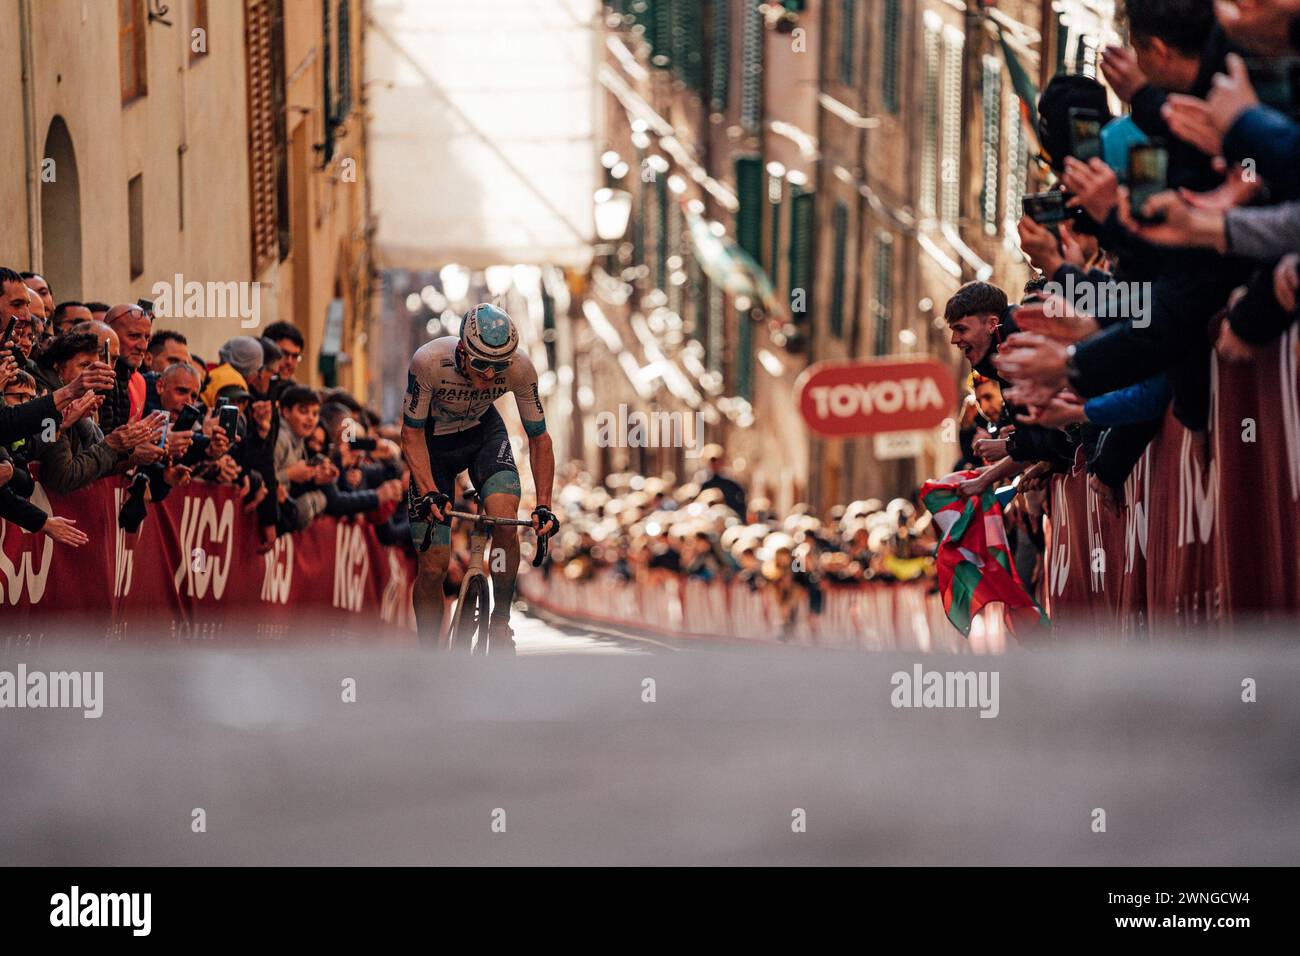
[201,335,263,408]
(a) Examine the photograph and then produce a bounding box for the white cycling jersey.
[403,336,547,437]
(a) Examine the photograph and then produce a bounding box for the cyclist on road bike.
[400,303,558,652]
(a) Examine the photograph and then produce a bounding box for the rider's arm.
[400,425,437,496]
[401,351,439,496]
[527,430,555,509]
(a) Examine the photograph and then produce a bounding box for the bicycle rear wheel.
[450,574,489,652]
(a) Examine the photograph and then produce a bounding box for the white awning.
[364,0,599,269]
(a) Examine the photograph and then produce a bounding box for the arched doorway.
[41,117,82,300]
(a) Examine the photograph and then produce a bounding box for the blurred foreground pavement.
[1,624,1297,866]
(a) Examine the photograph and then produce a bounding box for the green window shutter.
[838,0,856,87]
[980,56,1002,234]
[829,201,848,339]
[655,172,669,289]
[872,233,894,356]
[672,0,705,94]
[881,0,900,113]
[940,29,964,225]
[649,0,671,68]
[708,279,724,373]
[736,301,753,401]
[710,0,730,113]
[1003,93,1030,236]
[788,186,814,325]
[740,0,762,133]
[920,18,940,218]
[669,196,684,315]
[767,171,783,292]
[735,156,764,260]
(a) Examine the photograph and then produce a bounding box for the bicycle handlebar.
[442,510,552,567]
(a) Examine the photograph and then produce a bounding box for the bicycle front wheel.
[450,574,489,652]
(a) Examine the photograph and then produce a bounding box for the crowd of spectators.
[928,0,1300,607]
[525,446,938,640]
[535,0,1300,631]
[0,270,408,552]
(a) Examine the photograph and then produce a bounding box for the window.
[872,233,894,356]
[838,0,857,87]
[881,0,901,113]
[119,0,147,103]
[980,56,1002,234]
[190,0,209,63]
[128,174,144,279]
[829,201,848,339]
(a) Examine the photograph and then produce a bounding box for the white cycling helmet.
[459,303,519,368]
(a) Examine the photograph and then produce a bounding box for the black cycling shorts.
[407,404,520,524]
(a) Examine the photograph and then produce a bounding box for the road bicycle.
[443,508,550,653]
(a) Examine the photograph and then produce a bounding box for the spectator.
[104,304,151,428]
[21,272,54,318]
[263,321,305,381]
[51,301,92,336]
[201,335,262,407]
[696,443,747,517]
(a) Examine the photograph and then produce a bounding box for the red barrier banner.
[0,477,417,641]
[518,571,1000,652]
[1213,326,1300,619]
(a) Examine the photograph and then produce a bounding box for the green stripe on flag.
[948,560,983,635]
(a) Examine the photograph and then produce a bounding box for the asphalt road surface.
[1,616,1297,866]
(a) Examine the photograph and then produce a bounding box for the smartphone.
[348,437,378,452]
[1245,57,1300,121]
[1022,190,1068,231]
[136,298,155,315]
[100,340,111,365]
[157,419,169,449]
[1128,143,1169,224]
[217,403,239,437]
[174,403,203,432]
[0,316,15,346]
[1068,107,1103,162]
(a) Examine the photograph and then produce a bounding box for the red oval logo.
[794,358,958,438]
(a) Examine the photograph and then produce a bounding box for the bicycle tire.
[451,574,488,652]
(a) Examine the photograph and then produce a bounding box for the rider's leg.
[480,479,522,626]
[411,528,452,647]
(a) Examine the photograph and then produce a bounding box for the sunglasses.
[467,356,511,374]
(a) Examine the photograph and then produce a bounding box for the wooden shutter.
[246,0,278,274]
[119,0,147,102]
